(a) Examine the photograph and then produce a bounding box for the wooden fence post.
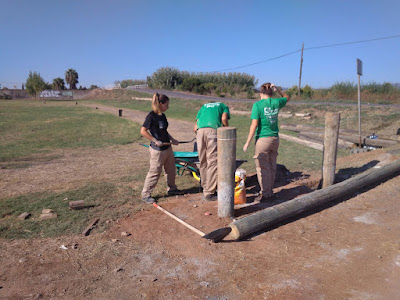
[217,127,236,218]
[322,112,341,188]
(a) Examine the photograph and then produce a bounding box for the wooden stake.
[322,112,340,188]
[69,200,86,210]
[82,218,99,236]
[217,127,236,218]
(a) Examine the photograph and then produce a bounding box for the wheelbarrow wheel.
[175,159,200,182]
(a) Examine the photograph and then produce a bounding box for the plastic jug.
[234,169,247,204]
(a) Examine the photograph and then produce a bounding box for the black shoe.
[203,194,217,201]
[255,193,274,202]
[167,189,184,196]
[142,196,156,204]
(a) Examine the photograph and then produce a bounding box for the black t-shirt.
[142,111,170,151]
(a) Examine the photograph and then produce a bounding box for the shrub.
[246,88,255,99]
[330,81,357,97]
[120,79,146,88]
[302,85,313,98]
[362,82,396,94]
[148,67,184,89]
[25,71,47,97]
[286,85,299,97]
[193,84,206,95]
[148,67,257,95]
[180,76,202,91]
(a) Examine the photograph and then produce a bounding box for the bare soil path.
[1,104,399,299]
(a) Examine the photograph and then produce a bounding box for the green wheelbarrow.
[140,142,200,182]
[140,141,246,182]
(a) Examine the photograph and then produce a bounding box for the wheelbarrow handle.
[140,137,196,147]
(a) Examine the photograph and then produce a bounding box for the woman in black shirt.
[140,93,182,203]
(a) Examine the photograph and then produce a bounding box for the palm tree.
[65,69,79,90]
[52,77,66,90]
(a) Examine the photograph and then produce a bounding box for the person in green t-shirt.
[194,102,230,201]
[243,83,290,202]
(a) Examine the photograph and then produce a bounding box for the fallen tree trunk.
[228,159,400,240]
[299,132,356,149]
[279,133,323,151]
[281,124,399,148]
[281,124,400,143]
[339,134,398,148]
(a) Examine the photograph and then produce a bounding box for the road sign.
[357,59,363,76]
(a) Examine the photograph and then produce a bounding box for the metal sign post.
[357,59,363,148]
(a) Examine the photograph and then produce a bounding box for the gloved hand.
[153,140,163,147]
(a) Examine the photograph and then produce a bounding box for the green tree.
[25,71,47,97]
[65,68,79,90]
[52,77,66,90]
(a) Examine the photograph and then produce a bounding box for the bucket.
[234,169,247,204]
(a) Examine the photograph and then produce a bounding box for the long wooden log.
[279,133,323,151]
[281,124,400,143]
[339,134,398,148]
[299,132,356,149]
[228,159,400,240]
[288,128,396,148]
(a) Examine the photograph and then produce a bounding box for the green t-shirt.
[196,102,230,129]
[250,97,287,139]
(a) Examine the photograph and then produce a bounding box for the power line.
[305,34,400,51]
[214,49,301,72]
[211,34,400,73]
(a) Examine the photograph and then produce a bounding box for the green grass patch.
[0,101,141,161]
[0,182,139,239]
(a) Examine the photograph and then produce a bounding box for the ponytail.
[260,83,273,96]
[152,93,169,114]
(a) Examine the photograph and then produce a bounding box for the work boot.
[255,193,274,202]
[203,194,217,201]
[142,196,156,204]
[167,189,184,196]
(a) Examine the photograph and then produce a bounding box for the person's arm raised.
[271,84,290,102]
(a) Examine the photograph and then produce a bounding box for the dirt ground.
[1,105,400,300]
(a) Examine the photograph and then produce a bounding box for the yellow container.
[234,169,247,204]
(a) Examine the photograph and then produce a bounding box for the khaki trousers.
[141,146,177,198]
[254,136,279,198]
[197,128,218,196]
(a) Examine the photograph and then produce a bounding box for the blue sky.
[1,0,400,89]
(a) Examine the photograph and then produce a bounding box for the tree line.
[24,69,99,97]
[146,67,258,98]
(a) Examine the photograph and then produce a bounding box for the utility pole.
[298,42,304,97]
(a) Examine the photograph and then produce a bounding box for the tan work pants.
[141,146,177,198]
[254,136,279,198]
[197,128,218,196]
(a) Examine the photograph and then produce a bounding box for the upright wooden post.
[298,42,304,97]
[217,127,236,218]
[322,112,340,188]
[357,58,363,148]
[357,74,362,147]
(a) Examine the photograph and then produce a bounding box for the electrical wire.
[211,34,400,73]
